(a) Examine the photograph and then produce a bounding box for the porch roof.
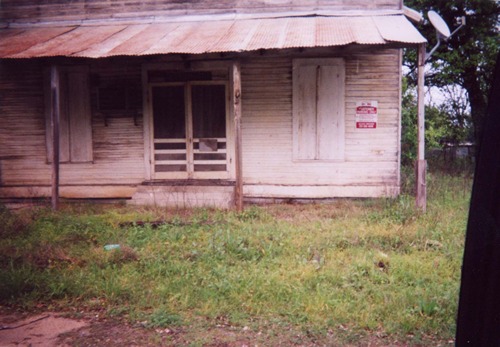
[0,14,426,59]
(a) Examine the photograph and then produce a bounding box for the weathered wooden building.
[0,0,426,208]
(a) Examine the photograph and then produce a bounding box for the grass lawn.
[0,168,472,345]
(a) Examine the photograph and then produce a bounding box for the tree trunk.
[464,67,489,151]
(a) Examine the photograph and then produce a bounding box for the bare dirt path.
[0,312,87,347]
[0,310,174,347]
[0,309,256,347]
[0,308,430,346]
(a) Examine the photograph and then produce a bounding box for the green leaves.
[401,78,465,165]
[404,0,499,143]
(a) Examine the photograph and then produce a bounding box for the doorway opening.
[150,80,231,180]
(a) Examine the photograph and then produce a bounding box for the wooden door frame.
[142,61,235,181]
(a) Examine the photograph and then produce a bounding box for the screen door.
[151,82,229,179]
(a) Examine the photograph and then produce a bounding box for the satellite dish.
[424,10,463,61]
[428,10,451,39]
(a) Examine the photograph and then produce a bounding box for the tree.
[438,84,473,144]
[404,0,499,145]
[401,77,454,165]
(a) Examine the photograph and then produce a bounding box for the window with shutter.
[45,66,93,163]
[293,58,345,161]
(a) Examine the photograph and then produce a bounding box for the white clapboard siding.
[1,47,402,200]
[0,61,46,162]
[241,48,401,188]
[0,59,145,189]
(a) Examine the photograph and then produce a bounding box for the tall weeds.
[0,166,471,345]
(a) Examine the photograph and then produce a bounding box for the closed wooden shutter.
[67,70,92,162]
[45,66,92,163]
[293,59,345,161]
[57,70,71,162]
[294,64,317,160]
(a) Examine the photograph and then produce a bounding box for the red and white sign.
[356,101,378,129]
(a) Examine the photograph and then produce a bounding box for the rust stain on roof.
[0,15,426,59]
[0,26,76,57]
[106,22,180,56]
[9,25,126,58]
[76,24,150,58]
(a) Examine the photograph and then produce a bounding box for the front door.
[151,82,230,179]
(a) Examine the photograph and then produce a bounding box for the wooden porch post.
[232,61,243,211]
[416,43,427,212]
[50,65,60,210]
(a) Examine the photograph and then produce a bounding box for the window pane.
[153,86,185,139]
[98,80,142,111]
[98,85,126,110]
[148,71,212,83]
[192,85,226,138]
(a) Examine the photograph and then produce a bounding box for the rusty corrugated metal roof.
[0,15,426,59]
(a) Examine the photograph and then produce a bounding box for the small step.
[129,184,235,209]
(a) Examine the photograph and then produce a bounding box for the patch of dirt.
[0,312,87,347]
[0,309,165,347]
[0,308,448,346]
[0,310,339,347]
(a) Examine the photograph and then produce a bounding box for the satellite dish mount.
[425,10,466,62]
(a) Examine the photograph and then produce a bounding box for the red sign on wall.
[356,101,378,129]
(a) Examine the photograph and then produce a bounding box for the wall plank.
[0,59,145,190]
[241,48,401,189]
[1,47,402,199]
[1,0,403,25]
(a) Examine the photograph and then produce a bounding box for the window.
[45,66,93,163]
[293,58,345,161]
[97,79,142,112]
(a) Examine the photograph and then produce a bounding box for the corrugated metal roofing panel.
[316,17,358,46]
[10,25,126,58]
[282,17,316,48]
[138,23,189,55]
[245,18,290,51]
[0,15,426,59]
[0,26,76,57]
[349,17,386,45]
[154,20,234,54]
[209,20,258,53]
[106,22,180,56]
[373,15,426,44]
[75,24,149,58]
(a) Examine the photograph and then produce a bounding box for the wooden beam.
[141,66,152,180]
[50,65,60,210]
[232,61,243,211]
[416,43,426,212]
